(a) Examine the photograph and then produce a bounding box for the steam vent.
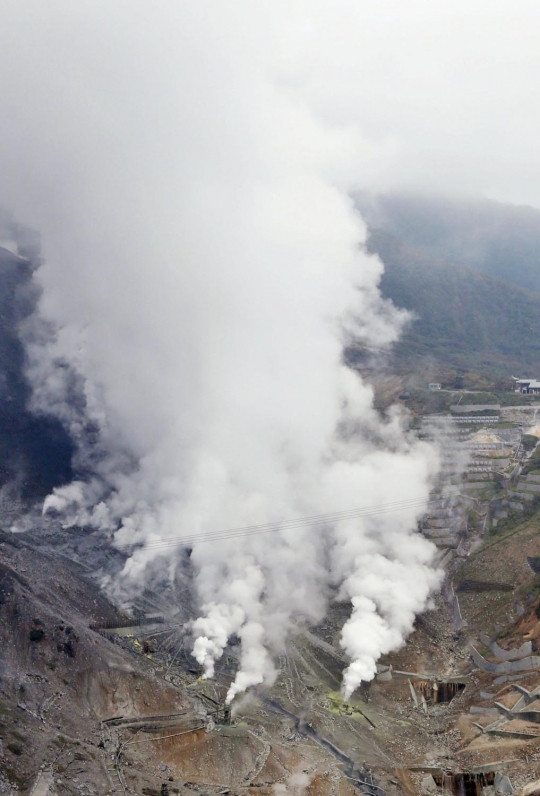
[3,2,540,795]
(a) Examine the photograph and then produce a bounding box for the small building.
[428,383,442,391]
[512,378,540,394]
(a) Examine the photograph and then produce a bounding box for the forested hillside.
[369,225,540,386]
[357,194,540,387]
[359,192,540,293]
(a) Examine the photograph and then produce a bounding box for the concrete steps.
[471,680,540,741]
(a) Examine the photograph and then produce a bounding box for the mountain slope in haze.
[0,245,73,499]
[358,192,540,294]
[371,229,540,380]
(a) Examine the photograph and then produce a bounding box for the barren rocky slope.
[4,510,540,795]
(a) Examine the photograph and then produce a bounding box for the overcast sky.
[0,1,540,213]
[295,1,540,207]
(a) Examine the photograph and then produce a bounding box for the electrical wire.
[115,491,453,554]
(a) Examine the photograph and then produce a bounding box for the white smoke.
[273,771,311,795]
[0,1,442,702]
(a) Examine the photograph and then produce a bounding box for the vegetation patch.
[367,226,540,383]
[488,495,540,536]
[456,579,514,593]
[523,448,540,475]
[522,434,539,451]
[9,729,27,744]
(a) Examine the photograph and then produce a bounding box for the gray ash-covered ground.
[5,510,540,796]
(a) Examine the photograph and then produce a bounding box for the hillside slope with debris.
[5,506,540,796]
[0,525,391,796]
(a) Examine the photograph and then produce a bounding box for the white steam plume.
[273,771,311,795]
[0,2,441,701]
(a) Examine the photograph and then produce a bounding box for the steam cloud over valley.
[0,2,443,701]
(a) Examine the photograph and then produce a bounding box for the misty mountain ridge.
[359,194,540,384]
[358,191,540,294]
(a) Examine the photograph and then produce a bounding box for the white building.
[513,378,540,394]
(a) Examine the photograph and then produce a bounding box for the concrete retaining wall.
[518,482,540,493]
[470,645,540,674]
[422,528,458,538]
[451,404,501,413]
[448,583,466,631]
[479,635,532,661]
[427,518,458,528]
[507,490,535,501]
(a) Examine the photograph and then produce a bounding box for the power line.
[115,492,452,554]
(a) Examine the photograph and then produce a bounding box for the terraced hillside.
[5,496,540,795]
